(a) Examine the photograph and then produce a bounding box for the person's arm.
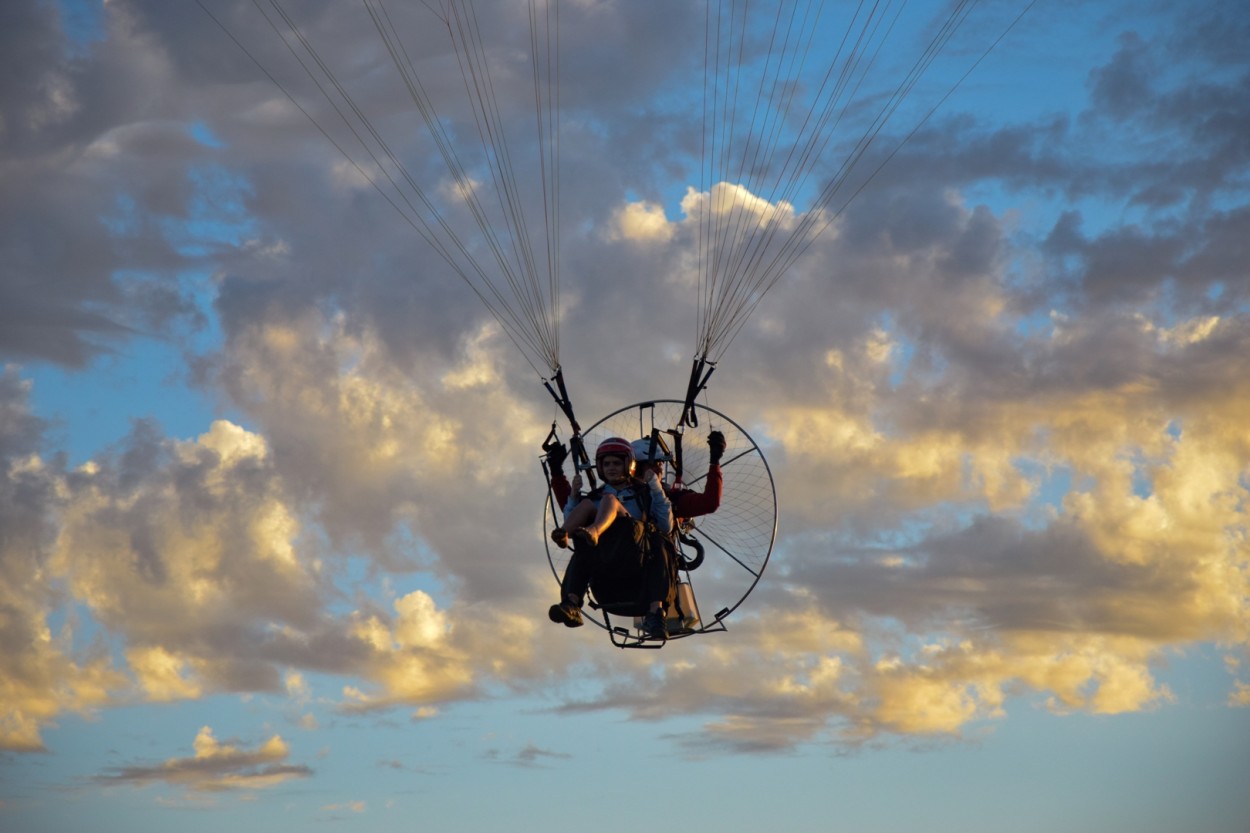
[562,472,584,517]
[672,430,725,519]
[551,472,571,509]
[545,441,573,514]
[644,470,673,534]
[672,464,722,518]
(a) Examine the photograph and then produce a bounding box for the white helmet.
[631,437,672,463]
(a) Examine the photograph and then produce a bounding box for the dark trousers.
[560,520,670,613]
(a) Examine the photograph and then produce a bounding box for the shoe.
[550,528,569,549]
[548,602,583,628]
[641,610,667,640]
[572,527,599,547]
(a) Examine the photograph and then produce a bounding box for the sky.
[2,0,1249,831]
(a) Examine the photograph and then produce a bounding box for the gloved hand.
[708,430,726,465]
[545,440,568,473]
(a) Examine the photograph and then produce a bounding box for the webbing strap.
[542,366,580,435]
[679,355,716,428]
[668,429,684,486]
[542,367,595,490]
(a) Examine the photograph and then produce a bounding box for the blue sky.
[3,1,1249,831]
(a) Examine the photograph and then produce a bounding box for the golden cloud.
[94,726,311,793]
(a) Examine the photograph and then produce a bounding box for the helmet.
[631,437,672,463]
[595,437,636,477]
[596,437,635,464]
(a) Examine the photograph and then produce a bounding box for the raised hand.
[708,430,726,465]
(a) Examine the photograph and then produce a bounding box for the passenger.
[548,437,672,637]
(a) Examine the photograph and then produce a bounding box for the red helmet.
[595,436,636,477]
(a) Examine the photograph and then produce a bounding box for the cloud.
[609,200,674,243]
[0,368,127,751]
[50,418,336,686]
[0,0,216,367]
[2,0,1249,760]
[482,742,572,768]
[127,645,204,702]
[94,726,311,793]
[340,590,474,710]
[1,360,539,746]
[548,600,1183,754]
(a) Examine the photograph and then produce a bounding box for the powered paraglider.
[199,0,1037,643]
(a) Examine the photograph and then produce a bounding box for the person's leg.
[552,498,597,548]
[572,494,625,547]
[639,537,673,639]
[550,539,593,627]
[558,542,592,609]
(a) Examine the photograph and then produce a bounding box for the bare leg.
[562,498,598,531]
[587,494,625,535]
[552,498,598,548]
[573,494,626,547]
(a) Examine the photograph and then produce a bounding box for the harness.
[583,477,675,615]
[586,478,659,561]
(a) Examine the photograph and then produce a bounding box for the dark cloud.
[510,743,572,768]
[1089,33,1153,121]
[784,515,1196,638]
[0,0,70,153]
[0,1,219,366]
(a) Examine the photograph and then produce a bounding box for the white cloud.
[609,199,673,242]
